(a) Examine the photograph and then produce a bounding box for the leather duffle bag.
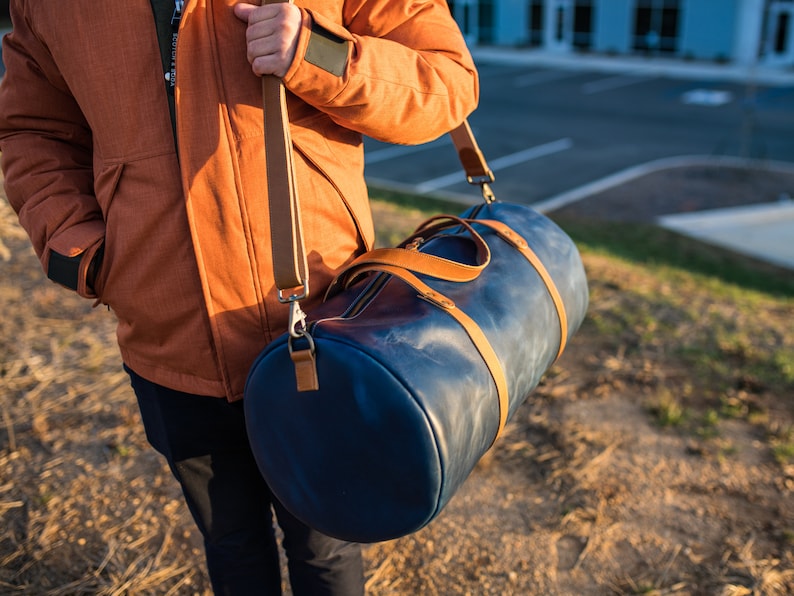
[244,71,589,543]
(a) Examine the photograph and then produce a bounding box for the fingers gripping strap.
[475,219,569,361]
[346,263,510,444]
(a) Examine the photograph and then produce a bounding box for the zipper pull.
[171,1,184,29]
[405,237,425,251]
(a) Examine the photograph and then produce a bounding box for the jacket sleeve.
[283,0,479,145]
[0,2,104,298]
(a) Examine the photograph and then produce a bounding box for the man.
[0,0,478,592]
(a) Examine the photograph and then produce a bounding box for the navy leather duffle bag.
[244,199,589,542]
[246,79,588,542]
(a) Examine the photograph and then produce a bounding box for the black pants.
[126,366,365,596]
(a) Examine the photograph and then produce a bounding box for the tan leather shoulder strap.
[449,120,494,185]
[262,0,308,298]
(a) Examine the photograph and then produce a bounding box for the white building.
[448,0,794,68]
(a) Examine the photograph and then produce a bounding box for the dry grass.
[2,170,793,594]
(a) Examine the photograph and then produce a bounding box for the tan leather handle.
[328,214,493,295]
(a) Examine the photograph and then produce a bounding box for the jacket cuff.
[47,250,84,291]
[47,240,104,298]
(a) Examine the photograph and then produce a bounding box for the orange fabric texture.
[0,0,478,400]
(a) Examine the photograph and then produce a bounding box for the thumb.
[233,3,258,22]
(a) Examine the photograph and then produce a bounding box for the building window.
[774,11,790,53]
[448,1,466,36]
[528,0,544,47]
[448,0,494,44]
[633,0,681,55]
[479,0,495,44]
[573,0,594,50]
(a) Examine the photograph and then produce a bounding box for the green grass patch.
[369,184,469,216]
[648,393,689,428]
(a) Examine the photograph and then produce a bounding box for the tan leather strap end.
[290,346,319,392]
[449,120,494,184]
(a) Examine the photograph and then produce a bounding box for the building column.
[734,0,765,65]
[495,0,530,46]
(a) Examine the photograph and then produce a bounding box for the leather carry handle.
[326,214,493,298]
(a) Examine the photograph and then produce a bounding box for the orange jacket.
[0,0,478,400]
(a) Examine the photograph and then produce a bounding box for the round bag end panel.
[245,336,444,542]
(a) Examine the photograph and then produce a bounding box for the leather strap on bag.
[326,215,493,298]
[450,119,496,202]
[339,263,510,444]
[474,219,569,361]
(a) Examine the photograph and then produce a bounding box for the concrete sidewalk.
[657,199,794,271]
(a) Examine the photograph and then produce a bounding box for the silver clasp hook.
[288,300,308,339]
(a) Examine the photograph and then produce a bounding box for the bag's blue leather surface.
[244,201,589,542]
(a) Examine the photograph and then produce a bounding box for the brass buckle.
[466,173,497,204]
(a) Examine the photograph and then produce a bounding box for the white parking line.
[513,70,581,87]
[581,73,654,95]
[365,137,450,164]
[415,138,573,193]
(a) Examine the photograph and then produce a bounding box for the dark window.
[448,1,493,44]
[573,1,594,50]
[633,0,680,54]
[775,12,790,53]
[528,0,544,47]
[479,0,494,44]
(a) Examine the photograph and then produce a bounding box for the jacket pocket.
[290,122,373,250]
[94,162,125,215]
[90,162,125,300]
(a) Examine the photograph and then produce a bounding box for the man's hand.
[233,2,302,78]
